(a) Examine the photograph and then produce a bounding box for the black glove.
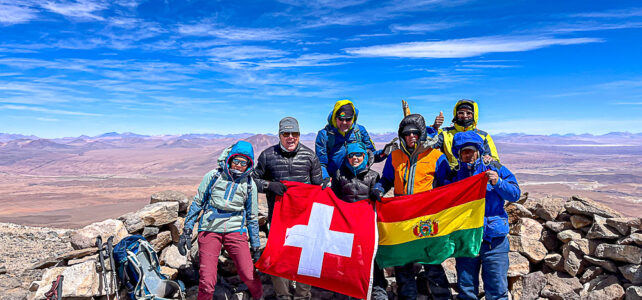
[382,137,399,156]
[321,177,332,190]
[370,188,384,202]
[251,247,261,263]
[267,181,288,196]
[177,228,192,256]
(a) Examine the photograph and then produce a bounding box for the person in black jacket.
[252,116,324,300]
[331,142,388,300]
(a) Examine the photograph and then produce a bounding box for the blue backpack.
[112,235,186,300]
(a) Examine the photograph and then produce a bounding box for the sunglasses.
[281,132,300,138]
[348,152,365,159]
[402,130,421,137]
[337,116,352,122]
[231,158,248,167]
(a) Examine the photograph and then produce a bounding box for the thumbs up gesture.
[432,111,444,130]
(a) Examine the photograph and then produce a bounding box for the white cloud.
[203,46,288,61]
[485,119,642,135]
[177,22,296,41]
[277,0,368,9]
[41,0,108,21]
[389,22,457,33]
[547,21,642,33]
[0,104,100,116]
[0,3,38,25]
[344,36,602,58]
[571,8,642,18]
[254,54,348,69]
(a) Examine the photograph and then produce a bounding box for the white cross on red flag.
[255,181,378,299]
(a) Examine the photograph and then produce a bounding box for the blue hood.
[344,142,368,176]
[452,131,484,159]
[218,140,255,179]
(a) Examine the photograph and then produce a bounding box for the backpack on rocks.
[112,235,186,300]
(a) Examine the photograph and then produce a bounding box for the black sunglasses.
[338,116,352,122]
[402,130,421,137]
[348,152,365,158]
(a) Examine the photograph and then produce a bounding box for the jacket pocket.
[484,216,509,239]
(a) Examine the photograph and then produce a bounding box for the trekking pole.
[56,275,63,300]
[106,236,120,300]
[95,236,112,300]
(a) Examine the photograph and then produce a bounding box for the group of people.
[177,99,521,300]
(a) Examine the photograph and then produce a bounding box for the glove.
[267,181,287,196]
[177,228,192,256]
[382,137,399,156]
[370,188,384,202]
[251,247,261,263]
[321,177,332,190]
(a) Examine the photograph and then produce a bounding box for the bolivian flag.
[375,173,487,267]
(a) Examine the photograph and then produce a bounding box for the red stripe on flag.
[376,173,488,223]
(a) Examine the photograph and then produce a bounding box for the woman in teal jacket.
[178,141,262,300]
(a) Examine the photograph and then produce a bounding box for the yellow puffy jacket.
[437,100,500,168]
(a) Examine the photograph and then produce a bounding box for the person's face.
[335,116,353,133]
[347,152,365,167]
[403,130,420,148]
[460,148,479,164]
[280,132,300,151]
[456,107,474,121]
[230,156,249,172]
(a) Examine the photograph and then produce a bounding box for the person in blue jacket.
[315,99,396,181]
[449,131,521,300]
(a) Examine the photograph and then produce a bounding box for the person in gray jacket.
[252,117,324,300]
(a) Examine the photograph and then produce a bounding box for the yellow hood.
[452,99,478,131]
[329,99,356,136]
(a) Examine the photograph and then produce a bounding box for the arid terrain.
[0,131,640,228]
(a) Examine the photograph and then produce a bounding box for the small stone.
[169,217,185,243]
[510,218,543,240]
[545,221,573,233]
[619,264,642,285]
[626,286,642,300]
[69,219,128,250]
[508,252,530,277]
[151,190,190,212]
[522,271,546,300]
[631,233,642,246]
[534,197,566,221]
[544,253,565,272]
[137,202,179,227]
[580,266,603,284]
[0,266,6,274]
[509,235,548,263]
[594,244,642,264]
[509,276,523,300]
[160,266,179,280]
[584,256,618,273]
[118,212,144,233]
[541,229,561,251]
[564,196,622,218]
[570,215,592,229]
[562,241,585,276]
[606,217,641,236]
[506,202,534,224]
[557,229,582,243]
[160,245,189,269]
[149,231,172,252]
[587,215,621,240]
[142,226,160,238]
[541,271,582,300]
[581,274,625,300]
[441,258,457,284]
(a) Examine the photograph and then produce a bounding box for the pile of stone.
[503,195,641,300]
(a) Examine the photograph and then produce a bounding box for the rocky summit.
[0,192,641,300]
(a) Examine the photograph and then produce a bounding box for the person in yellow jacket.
[436,99,500,168]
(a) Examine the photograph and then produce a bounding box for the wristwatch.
[262,181,270,191]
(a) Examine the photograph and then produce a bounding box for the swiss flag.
[256,181,378,299]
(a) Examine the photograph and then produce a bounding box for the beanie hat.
[279,117,300,134]
[336,104,354,119]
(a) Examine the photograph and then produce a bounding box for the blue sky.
[1,0,642,138]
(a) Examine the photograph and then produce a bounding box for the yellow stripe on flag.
[377,198,485,246]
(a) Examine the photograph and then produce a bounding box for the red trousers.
[197,231,263,300]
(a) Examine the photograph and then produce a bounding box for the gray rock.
[0,266,6,275]
[587,215,622,240]
[510,218,543,240]
[149,231,172,252]
[626,286,642,300]
[169,217,185,243]
[31,247,98,269]
[541,271,582,300]
[619,264,642,285]
[522,271,546,300]
[581,274,625,300]
[534,197,566,221]
[142,226,160,238]
[564,196,622,218]
[151,190,190,212]
[562,241,585,276]
[509,235,548,263]
[584,256,618,273]
[544,253,566,272]
[506,202,534,224]
[118,212,144,233]
[557,229,582,243]
[137,202,179,227]
[631,233,642,247]
[160,245,189,269]
[580,266,603,284]
[545,221,573,233]
[572,238,590,255]
[607,217,641,236]
[541,229,561,251]
[570,215,593,229]
[33,261,111,299]
[509,276,523,300]
[595,244,642,264]
[508,252,530,277]
[69,219,128,250]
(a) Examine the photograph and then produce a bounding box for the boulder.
[151,190,190,212]
[544,253,565,272]
[562,241,586,276]
[160,245,189,269]
[70,219,128,250]
[580,266,603,284]
[557,230,582,243]
[581,274,625,300]
[33,261,110,299]
[149,231,172,252]
[545,221,573,233]
[570,215,593,229]
[541,271,582,300]
[587,215,621,240]
[534,197,566,221]
[522,271,546,300]
[509,235,548,263]
[584,256,618,273]
[137,202,179,227]
[594,244,642,264]
[508,252,530,277]
[541,229,561,251]
[619,264,642,285]
[506,203,534,224]
[118,212,145,233]
[510,218,543,240]
[607,218,641,236]
[626,286,642,300]
[564,196,622,218]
